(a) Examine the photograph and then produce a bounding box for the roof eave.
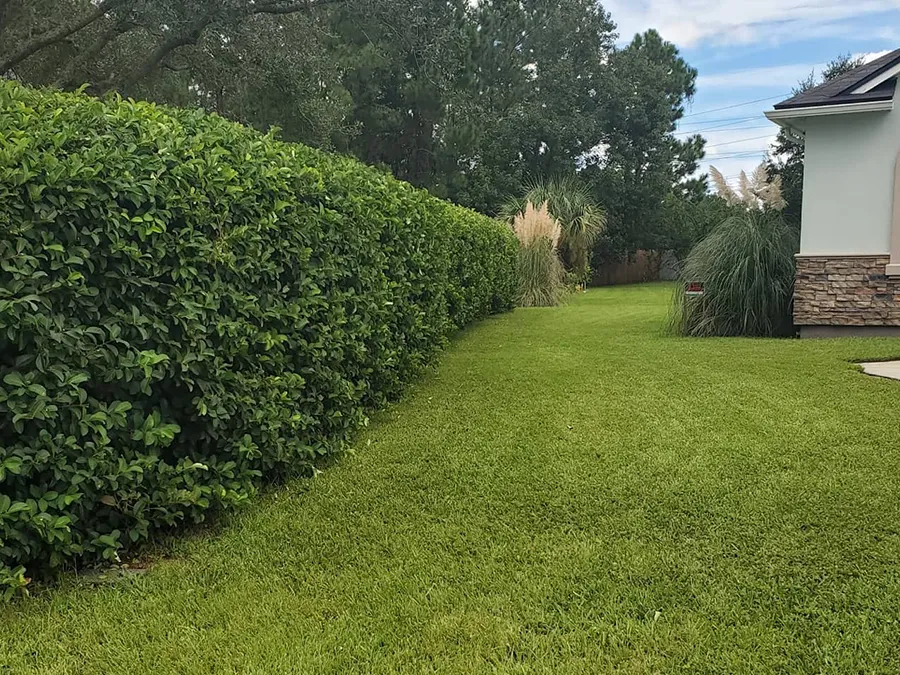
[766,99,894,123]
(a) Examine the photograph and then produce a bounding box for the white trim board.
[765,99,894,123]
[891,150,900,276]
[795,253,890,258]
[852,63,900,95]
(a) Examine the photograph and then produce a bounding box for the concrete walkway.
[860,361,900,380]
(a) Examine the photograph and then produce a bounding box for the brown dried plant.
[512,201,562,249]
[710,162,786,211]
[709,166,740,207]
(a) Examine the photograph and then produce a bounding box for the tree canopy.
[1,0,704,249]
[582,29,703,259]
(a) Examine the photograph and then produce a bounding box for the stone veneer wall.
[794,256,900,326]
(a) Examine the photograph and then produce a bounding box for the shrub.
[659,192,737,261]
[500,177,606,285]
[668,209,798,337]
[0,82,517,597]
[512,202,566,307]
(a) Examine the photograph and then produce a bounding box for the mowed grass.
[5,284,900,674]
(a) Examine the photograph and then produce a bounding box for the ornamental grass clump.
[669,164,797,337]
[500,177,606,285]
[512,202,566,307]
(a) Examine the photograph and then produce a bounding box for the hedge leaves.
[0,82,517,597]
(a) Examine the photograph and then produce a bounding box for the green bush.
[667,210,797,337]
[499,177,606,286]
[0,82,517,597]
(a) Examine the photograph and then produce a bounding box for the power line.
[678,114,761,128]
[706,153,771,162]
[675,124,772,137]
[704,148,772,159]
[711,147,773,155]
[681,94,790,119]
[708,149,771,157]
[678,118,769,134]
[704,134,773,149]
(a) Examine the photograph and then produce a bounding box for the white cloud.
[603,1,900,183]
[607,0,900,47]
[704,129,778,157]
[697,64,819,89]
[857,49,893,63]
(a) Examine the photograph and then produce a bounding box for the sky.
[603,0,900,184]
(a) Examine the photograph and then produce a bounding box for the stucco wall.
[800,87,900,255]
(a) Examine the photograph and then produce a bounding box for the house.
[766,49,900,337]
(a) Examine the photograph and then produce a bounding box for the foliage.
[512,202,561,249]
[0,0,673,217]
[517,241,567,308]
[668,210,798,337]
[1,2,699,226]
[441,0,616,212]
[330,0,471,192]
[0,81,518,596]
[767,53,866,228]
[668,163,793,337]
[512,202,566,307]
[499,176,606,284]
[658,191,738,261]
[0,0,355,148]
[0,0,340,90]
[660,163,786,269]
[585,29,704,262]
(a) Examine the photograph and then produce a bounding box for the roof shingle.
[773,49,900,110]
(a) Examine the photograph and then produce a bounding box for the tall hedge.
[0,82,517,597]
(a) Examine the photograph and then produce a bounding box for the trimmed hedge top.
[0,81,517,597]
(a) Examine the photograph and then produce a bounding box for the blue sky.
[603,0,900,184]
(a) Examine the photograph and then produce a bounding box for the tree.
[0,0,345,94]
[582,29,703,260]
[0,0,354,148]
[147,11,355,147]
[330,0,472,192]
[2,0,702,230]
[446,0,616,213]
[768,53,865,228]
[330,0,617,213]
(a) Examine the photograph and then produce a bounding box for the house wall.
[794,86,900,334]
[795,255,900,327]
[800,86,900,255]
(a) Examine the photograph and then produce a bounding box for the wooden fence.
[591,250,678,287]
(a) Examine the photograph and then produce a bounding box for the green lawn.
[4,284,900,674]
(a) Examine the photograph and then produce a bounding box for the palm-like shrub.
[512,202,566,307]
[500,177,606,284]
[669,164,797,337]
